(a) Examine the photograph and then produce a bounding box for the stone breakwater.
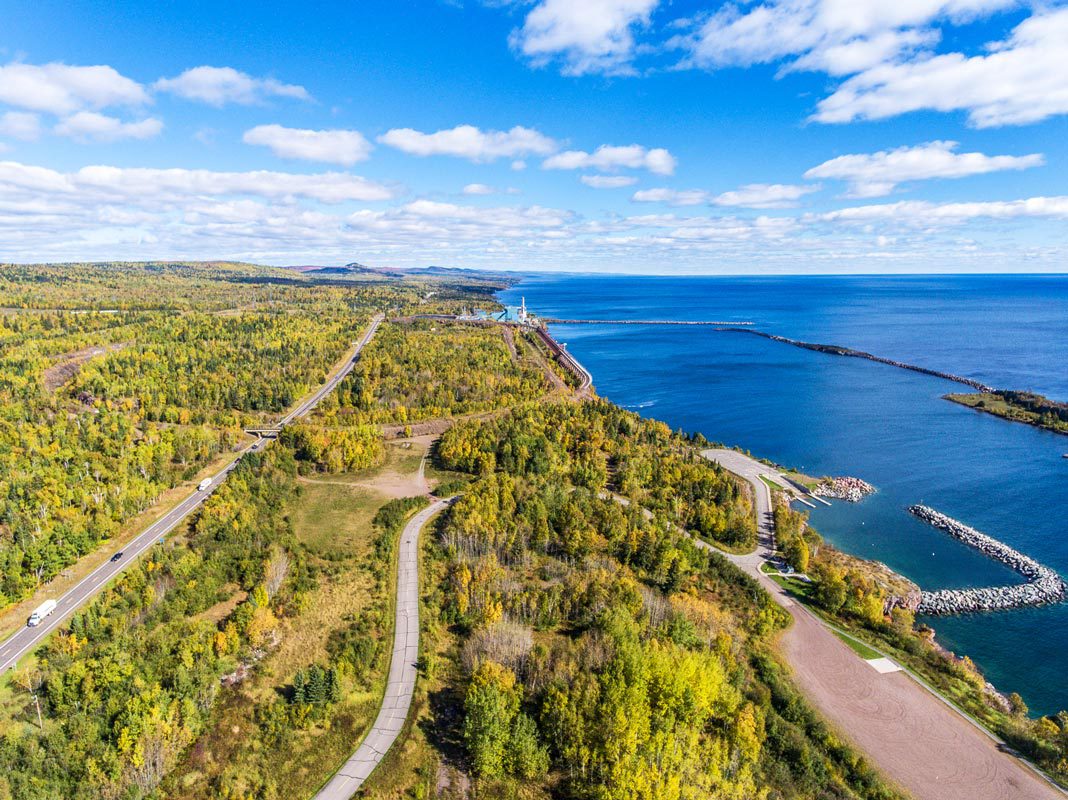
[815,476,875,503]
[718,328,994,392]
[909,505,1067,615]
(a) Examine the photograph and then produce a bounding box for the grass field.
[169,440,433,799]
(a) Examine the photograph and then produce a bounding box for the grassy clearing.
[169,441,435,799]
[291,479,386,558]
[833,630,883,660]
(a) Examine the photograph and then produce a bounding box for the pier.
[544,318,754,326]
[910,505,1067,615]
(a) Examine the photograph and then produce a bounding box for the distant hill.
[292,262,514,283]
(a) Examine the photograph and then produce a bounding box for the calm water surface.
[500,274,1068,715]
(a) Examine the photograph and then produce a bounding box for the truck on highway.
[197,477,213,491]
[28,599,57,627]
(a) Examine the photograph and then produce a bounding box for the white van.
[197,478,212,491]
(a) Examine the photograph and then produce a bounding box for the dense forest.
[0,263,411,610]
[315,321,557,426]
[407,401,899,800]
[6,261,1056,800]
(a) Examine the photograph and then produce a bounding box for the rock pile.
[815,476,876,503]
[910,505,1067,616]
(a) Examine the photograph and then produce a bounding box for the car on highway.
[197,477,212,491]
[110,551,124,562]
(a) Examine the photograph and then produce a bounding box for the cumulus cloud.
[511,0,660,75]
[632,187,709,206]
[462,183,497,195]
[814,196,1068,224]
[679,0,1017,75]
[633,183,818,208]
[0,111,41,142]
[544,144,676,175]
[0,160,393,204]
[672,1,1068,128]
[54,111,163,143]
[154,66,310,106]
[581,174,639,188]
[813,8,1068,127]
[714,183,819,208]
[379,124,557,162]
[0,61,150,114]
[805,141,1044,197]
[242,124,373,165]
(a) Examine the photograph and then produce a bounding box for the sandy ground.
[701,449,1064,800]
[42,342,128,391]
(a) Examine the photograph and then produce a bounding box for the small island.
[946,390,1068,436]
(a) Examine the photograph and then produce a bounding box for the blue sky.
[1,0,1066,273]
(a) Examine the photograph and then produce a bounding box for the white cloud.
[242,124,373,165]
[0,160,393,204]
[0,61,149,114]
[54,112,163,143]
[0,111,41,141]
[543,144,676,175]
[815,196,1068,224]
[679,0,1018,75]
[713,183,820,208]
[379,124,557,162]
[632,187,709,205]
[581,174,639,188]
[633,183,818,208]
[154,66,310,106]
[463,183,497,195]
[805,141,1044,197]
[674,1,1068,128]
[511,0,660,75]
[511,160,528,171]
[814,8,1068,127]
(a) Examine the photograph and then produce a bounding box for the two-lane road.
[0,314,382,677]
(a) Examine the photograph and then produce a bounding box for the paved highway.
[0,314,383,677]
[313,496,450,800]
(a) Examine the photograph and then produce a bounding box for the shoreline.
[517,286,1065,717]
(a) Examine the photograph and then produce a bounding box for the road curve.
[701,448,1064,800]
[313,497,450,800]
[0,314,383,677]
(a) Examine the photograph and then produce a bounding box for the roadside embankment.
[910,505,1067,615]
[719,327,994,392]
[533,325,593,392]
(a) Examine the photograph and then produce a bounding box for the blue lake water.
[500,274,1068,716]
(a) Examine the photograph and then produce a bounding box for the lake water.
[500,274,1068,716]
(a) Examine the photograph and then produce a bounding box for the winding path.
[701,448,1063,800]
[313,497,449,800]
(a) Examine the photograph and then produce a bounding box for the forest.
[314,321,557,426]
[0,262,414,610]
[6,260,1053,800]
[404,401,900,800]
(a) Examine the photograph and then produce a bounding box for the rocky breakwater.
[815,476,875,502]
[910,505,1067,615]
